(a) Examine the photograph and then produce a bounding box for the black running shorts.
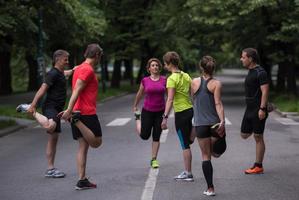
[71,114,102,140]
[195,125,213,138]
[42,105,63,133]
[241,107,267,135]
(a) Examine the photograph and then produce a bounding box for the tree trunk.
[136,40,155,84]
[276,42,297,94]
[111,59,121,88]
[103,57,109,81]
[276,62,287,92]
[0,36,13,95]
[286,63,297,95]
[26,52,38,91]
[136,56,149,84]
[123,59,134,85]
[258,46,273,88]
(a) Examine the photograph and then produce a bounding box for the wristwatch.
[162,114,168,119]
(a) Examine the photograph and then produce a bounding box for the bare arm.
[213,81,225,137]
[64,69,74,77]
[164,88,175,117]
[27,83,49,114]
[133,84,144,112]
[258,83,269,120]
[213,81,225,123]
[161,88,175,130]
[61,79,86,120]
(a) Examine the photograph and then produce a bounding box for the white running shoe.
[173,171,194,182]
[203,190,216,196]
[16,104,30,113]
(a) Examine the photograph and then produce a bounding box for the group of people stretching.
[16,44,269,196]
[133,48,269,196]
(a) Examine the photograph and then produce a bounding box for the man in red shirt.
[61,43,103,190]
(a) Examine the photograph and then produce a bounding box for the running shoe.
[174,171,194,182]
[203,190,216,196]
[16,104,30,113]
[75,178,97,190]
[151,159,159,169]
[70,111,81,124]
[45,168,65,178]
[244,166,264,174]
[134,110,141,120]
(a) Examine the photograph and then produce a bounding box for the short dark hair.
[163,51,181,67]
[84,43,103,59]
[199,55,216,75]
[146,58,162,73]
[242,48,260,64]
[52,50,69,66]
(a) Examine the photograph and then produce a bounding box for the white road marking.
[225,117,232,125]
[141,168,159,200]
[34,125,41,128]
[275,118,299,125]
[160,129,168,143]
[106,118,131,126]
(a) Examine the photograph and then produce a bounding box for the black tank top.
[193,77,219,126]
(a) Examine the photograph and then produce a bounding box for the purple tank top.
[142,76,166,112]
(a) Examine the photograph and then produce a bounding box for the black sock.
[202,160,213,188]
[254,162,263,168]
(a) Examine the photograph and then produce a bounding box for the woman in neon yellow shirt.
[161,51,194,181]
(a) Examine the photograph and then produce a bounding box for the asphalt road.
[1,69,299,200]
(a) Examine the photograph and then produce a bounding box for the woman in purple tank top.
[133,58,166,169]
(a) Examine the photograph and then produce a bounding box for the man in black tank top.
[240,48,269,175]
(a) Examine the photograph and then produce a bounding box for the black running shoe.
[75,178,97,190]
[71,111,81,124]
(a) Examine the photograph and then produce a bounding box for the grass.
[0,105,35,119]
[0,119,17,130]
[271,94,299,112]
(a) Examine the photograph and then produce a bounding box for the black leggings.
[140,108,163,142]
[175,108,193,150]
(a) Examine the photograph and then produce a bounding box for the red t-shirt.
[72,62,98,115]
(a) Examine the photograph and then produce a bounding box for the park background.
[0,0,298,129]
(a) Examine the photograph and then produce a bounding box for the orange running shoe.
[244,166,264,174]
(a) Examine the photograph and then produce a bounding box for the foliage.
[0,0,298,94]
[271,94,299,112]
[0,105,35,119]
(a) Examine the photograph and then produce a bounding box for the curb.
[272,108,299,121]
[0,116,37,138]
[0,125,26,138]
